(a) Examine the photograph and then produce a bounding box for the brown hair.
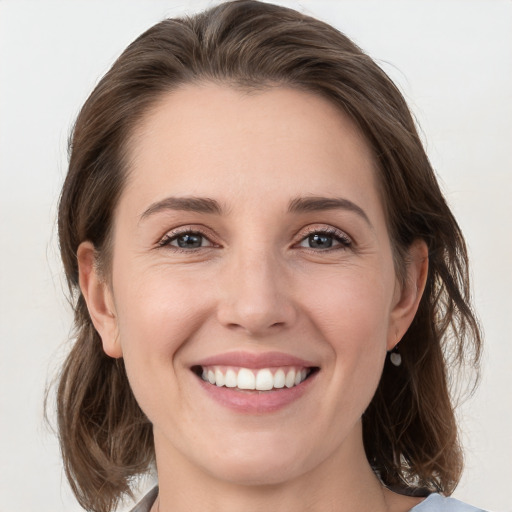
[55,1,481,510]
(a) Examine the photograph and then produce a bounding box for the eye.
[158,230,214,250]
[297,229,351,250]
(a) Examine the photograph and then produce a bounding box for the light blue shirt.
[413,493,487,511]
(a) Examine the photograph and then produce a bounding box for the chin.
[205,455,306,487]
[194,432,321,486]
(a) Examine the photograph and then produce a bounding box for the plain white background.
[0,1,511,511]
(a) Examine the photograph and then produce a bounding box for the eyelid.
[155,223,352,251]
[157,225,220,249]
[293,224,353,249]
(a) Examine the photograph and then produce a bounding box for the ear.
[387,239,429,351]
[77,241,123,358]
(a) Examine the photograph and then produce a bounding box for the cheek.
[301,267,392,401]
[114,261,209,341]
[304,267,393,348]
[111,265,213,400]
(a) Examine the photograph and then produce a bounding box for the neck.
[151,423,410,512]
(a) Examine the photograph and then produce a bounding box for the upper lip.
[193,350,318,369]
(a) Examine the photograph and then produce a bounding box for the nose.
[216,247,297,336]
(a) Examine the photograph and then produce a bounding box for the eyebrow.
[288,196,372,227]
[140,194,371,227]
[140,196,222,220]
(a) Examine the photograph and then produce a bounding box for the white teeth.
[255,369,273,391]
[225,369,237,388]
[274,369,285,388]
[199,365,311,390]
[237,368,256,390]
[285,369,296,388]
[215,368,225,387]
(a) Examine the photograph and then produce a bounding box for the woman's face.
[81,84,424,486]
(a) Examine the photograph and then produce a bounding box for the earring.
[389,345,402,367]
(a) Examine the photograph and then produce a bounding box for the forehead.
[122,83,382,218]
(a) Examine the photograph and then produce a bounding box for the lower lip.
[195,371,318,414]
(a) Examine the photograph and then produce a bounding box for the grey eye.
[172,233,206,249]
[306,233,334,249]
[297,230,351,250]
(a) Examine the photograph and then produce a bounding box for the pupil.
[177,234,202,248]
[309,234,332,249]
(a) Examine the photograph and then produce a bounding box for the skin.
[78,84,428,512]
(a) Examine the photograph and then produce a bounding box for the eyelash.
[295,226,352,252]
[157,226,352,252]
[157,228,217,252]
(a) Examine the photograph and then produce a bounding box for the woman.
[55,1,484,511]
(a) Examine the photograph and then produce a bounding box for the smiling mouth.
[192,365,320,392]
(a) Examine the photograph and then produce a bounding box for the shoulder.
[411,493,488,512]
[129,486,158,512]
